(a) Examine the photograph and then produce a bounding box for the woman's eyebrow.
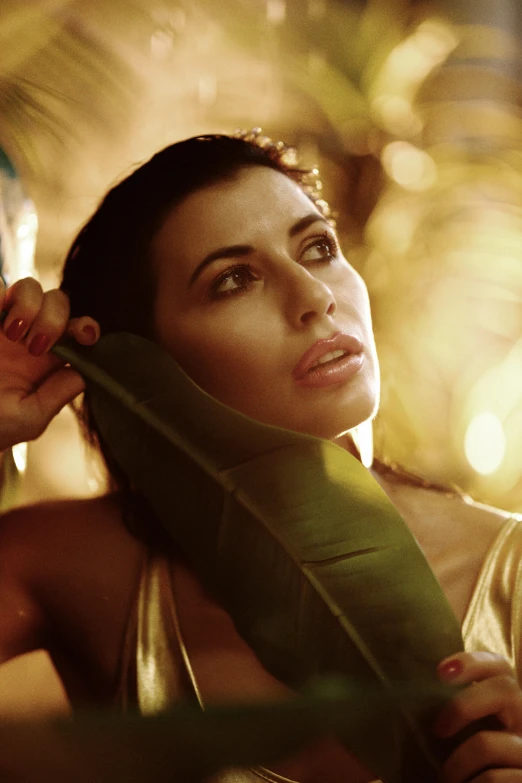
[188,213,329,287]
[288,213,330,238]
[189,245,252,287]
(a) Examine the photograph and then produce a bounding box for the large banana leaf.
[0,677,456,783]
[50,332,464,783]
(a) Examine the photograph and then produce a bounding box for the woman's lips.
[293,332,364,388]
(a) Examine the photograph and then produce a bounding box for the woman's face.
[152,165,379,440]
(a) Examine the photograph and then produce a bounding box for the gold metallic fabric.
[462,515,522,678]
[123,515,522,782]
[135,550,203,715]
[133,551,297,783]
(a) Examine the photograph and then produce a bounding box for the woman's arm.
[0,506,48,663]
[0,275,100,664]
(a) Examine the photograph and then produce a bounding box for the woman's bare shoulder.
[456,491,516,530]
[0,493,146,694]
[0,492,122,539]
[0,493,143,583]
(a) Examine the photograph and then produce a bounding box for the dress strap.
[136,551,202,714]
[462,515,522,677]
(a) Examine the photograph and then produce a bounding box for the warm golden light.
[307,0,326,20]
[372,95,422,136]
[369,17,459,128]
[381,141,437,191]
[14,202,38,280]
[366,200,420,257]
[414,19,459,63]
[266,0,286,25]
[12,443,27,474]
[352,419,374,468]
[465,412,506,476]
[3,1,522,509]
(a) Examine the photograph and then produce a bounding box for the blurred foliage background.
[1,0,522,511]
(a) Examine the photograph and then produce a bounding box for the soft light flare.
[352,419,374,468]
[372,95,422,136]
[370,18,459,131]
[381,142,437,191]
[12,442,27,474]
[14,202,38,280]
[464,412,506,476]
[266,0,286,24]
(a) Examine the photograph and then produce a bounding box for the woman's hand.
[0,276,100,452]
[435,651,522,782]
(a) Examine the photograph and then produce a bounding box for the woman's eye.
[211,264,256,297]
[300,236,337,264]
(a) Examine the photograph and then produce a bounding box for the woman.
[0,131,522,782]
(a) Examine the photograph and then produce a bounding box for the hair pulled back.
[60,132,329,506]
[61,133,328,336]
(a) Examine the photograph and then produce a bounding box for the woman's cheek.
[175,331,269,401]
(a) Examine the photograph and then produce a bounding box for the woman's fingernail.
[438,659,464,681]
[28,334,50,357]
[5,318,26,341]
[81,325,98,343]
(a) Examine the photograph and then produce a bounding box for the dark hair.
[60,132,330,519]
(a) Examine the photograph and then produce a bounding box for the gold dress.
[117,515,522,782]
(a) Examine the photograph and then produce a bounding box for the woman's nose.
[286,265,336,327]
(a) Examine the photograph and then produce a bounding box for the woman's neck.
[334,430,461,540]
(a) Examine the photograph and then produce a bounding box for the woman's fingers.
[1,277,44,342]
[30,365,87,421]
[435,653,522,781]
[22,288,70,356]
[434,676,522,737]
[26,316,101,425]
[0,366,87,449]
[0,277,101,449]
[66,316,101,346]
[438,652,515,684]
[434,653,522,737]
[441,731,522,783]
[1,278,100,351]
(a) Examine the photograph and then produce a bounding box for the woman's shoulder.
[0,492,145,591]
[0,491,128,545]
[0,491,122,525]
[455,493,522,555]
[0,493,148,702]
[431,490,517,570]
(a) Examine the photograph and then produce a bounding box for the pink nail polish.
[28,334,50,357]
[5,318,26,341]
[438,659,464,680]
[81,325,97,343]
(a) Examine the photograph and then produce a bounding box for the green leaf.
[0,678,457,783]
[54,333,463,783]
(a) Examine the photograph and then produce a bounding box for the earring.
[351,419,374,468]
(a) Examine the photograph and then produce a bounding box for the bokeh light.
[1,0,522,512]
[464,412,506,476]
[381,141,437,191]
[11,443,27,474]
